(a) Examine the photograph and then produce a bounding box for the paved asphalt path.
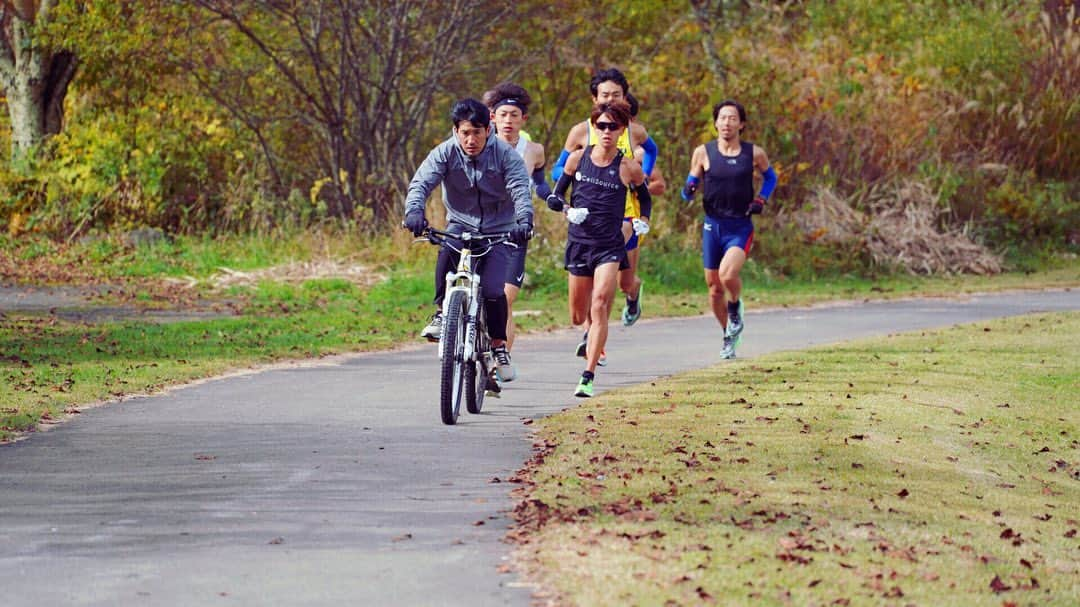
[1,290,1077,606]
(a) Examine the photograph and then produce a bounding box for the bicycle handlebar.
[417,227,517,250]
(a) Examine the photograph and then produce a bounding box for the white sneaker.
[420,312,442,341]
[726,300,744,341]
[721,335,737,359]
[493,345,516,382]
[484,370,502,398]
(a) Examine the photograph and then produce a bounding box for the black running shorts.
[564,241,629,277]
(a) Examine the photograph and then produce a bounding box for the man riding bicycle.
[404,98,534,382]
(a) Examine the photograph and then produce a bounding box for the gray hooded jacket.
[405,132,533,233]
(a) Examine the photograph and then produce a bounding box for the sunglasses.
[594,121,623,132]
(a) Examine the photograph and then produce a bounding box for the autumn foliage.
[0,1,1076,269]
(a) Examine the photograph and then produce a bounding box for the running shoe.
[484,370,502,398]
[725,299,744,341]
[493,345,516,382]
[576,339,605,366]
[621,281,644,326]
[721,334,737,360]
[574,376,594,398]
[575,336,588,358]
[420,311,443,342]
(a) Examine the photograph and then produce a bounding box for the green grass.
[511,312,1080,606]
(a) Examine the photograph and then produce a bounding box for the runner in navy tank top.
[681,100,778,360]
[545,101,651,398]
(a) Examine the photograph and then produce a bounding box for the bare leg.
[718,247,746,306]
[704,269,727,329]
[584,262,620,373]
[568,274,593,328]
[504,283,520,351]
[704,247,748,329]
[619,247,642,300]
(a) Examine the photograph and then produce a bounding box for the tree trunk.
[0,0,78,162]
[689,0,728,86]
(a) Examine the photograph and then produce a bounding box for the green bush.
[977,175,1079,255]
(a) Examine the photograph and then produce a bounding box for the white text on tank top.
[569,147,626,248]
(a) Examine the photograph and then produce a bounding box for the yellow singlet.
[587,122,639,218]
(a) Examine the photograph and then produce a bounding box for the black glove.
[510,222,533,244]
[546,193,565,212]
[747,196,766,216]
[404,210,428,236]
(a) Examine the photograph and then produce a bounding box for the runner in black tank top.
[680,100,777,360]
[569,146,627,250]
[544,101,651,398]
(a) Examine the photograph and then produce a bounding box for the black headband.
[493,98,526,113]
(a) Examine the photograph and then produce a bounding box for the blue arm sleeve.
[758,166,777,200]
[640,136,658,176]
[680,174,700,202]
[531,167,552,199]
[551,149,570,182]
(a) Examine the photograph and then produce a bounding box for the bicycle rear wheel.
[440,290,468,425]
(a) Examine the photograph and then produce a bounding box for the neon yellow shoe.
[574,376,594,398]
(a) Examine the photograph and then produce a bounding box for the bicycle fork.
[438,248,481,363]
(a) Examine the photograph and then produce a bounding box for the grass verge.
[508,312,1079,606]
[1,226,1077,442]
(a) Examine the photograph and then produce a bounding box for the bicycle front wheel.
[440,290,468,425]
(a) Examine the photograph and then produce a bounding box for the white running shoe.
[493,345,516,382]
[721,334,737,359]
[726,300,744,341]
[420,312,442,342]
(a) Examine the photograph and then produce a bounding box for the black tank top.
[703,141,755,219]
[569,146,626,248]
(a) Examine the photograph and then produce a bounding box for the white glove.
[632,217,650,235]
[566,207,590,225]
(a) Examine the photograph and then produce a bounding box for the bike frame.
[438,239,483,365]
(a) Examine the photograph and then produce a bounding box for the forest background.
[0,0,1076,277]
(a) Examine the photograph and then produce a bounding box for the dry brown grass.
[164,260,386,290]
[793,181,1003,275]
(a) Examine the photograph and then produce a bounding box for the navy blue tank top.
[569,146,626,248]
[703,141,755,219]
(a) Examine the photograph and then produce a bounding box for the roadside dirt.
[0,284,235,323]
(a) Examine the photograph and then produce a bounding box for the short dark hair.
[590,100,632,129]
[626,92,639,118]
[451,98,491,129]
[485,82,532,115]
[712,99,746,124]
[589,68,630,97]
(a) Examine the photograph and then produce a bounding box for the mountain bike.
[421,227,514,425]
